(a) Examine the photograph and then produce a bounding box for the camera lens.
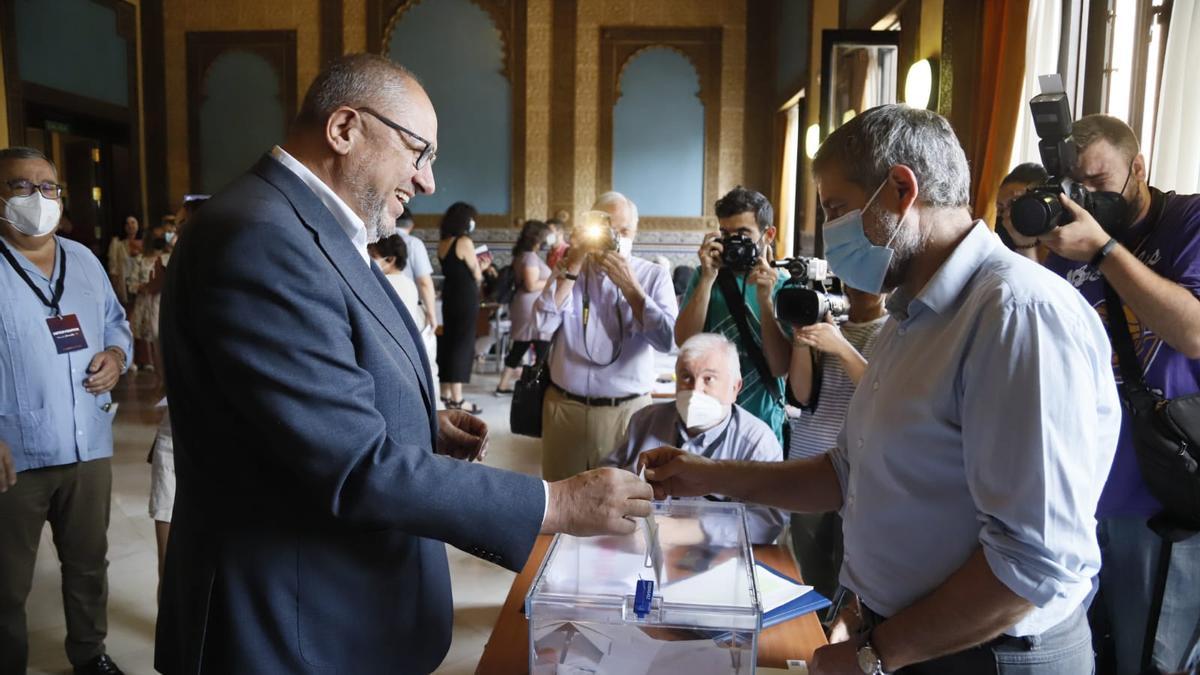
[1010,192,1062,237]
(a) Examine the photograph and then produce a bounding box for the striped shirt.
[788,317,887,459]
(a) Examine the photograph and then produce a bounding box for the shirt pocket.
[0,407,57,464]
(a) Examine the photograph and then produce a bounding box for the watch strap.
[1089,237,1118,270]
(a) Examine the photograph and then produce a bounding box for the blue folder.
[756,561,832,629]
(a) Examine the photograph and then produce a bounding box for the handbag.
[510,334,555,438]
[1102,281,1200,530]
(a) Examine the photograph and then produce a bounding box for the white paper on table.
[754,565,813,614]
[659,557,747,606]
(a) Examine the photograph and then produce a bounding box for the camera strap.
[715,269,782,402]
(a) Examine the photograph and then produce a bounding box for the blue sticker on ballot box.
[634,578,654,618]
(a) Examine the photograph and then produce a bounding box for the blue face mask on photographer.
[822,179,902,294]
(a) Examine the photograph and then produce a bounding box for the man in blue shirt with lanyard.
[0,147,132,675]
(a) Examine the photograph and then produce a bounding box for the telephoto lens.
[774,286,850,327]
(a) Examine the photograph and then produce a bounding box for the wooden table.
[476,535,828,673]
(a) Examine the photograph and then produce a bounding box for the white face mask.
[617,236,634,258]
[545,233,558,247]
[1,193,61,237]
[468,219,477,233]
[675,389,729,431]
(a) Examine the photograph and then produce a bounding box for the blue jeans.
[1096,517,1200,674]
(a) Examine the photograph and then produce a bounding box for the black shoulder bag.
[1103,280,1200,674]
[715,270,790,454]
[510,331,554,438]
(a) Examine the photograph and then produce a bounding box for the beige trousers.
[540,386,651,481]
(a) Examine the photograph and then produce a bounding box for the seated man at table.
[601,332,785,544]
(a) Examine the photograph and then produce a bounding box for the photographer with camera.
[675,187,792,446]
[1021,114,1200,675]
[534,191,678,481]
[994,163,1049,255]
[639,104,1121,675]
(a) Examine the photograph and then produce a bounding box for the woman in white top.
[369,234,441,401]
[107,215,141,305]
[496,220,554,393]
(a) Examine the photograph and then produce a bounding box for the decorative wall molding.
[369,0,527,220]
[597,27,722,218]
[185,30,297,193]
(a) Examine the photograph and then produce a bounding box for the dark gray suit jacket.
[154,155,544,674]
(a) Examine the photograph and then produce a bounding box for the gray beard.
[347,165,389,243]
[868,203,926,292]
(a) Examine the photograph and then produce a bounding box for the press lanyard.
[0,237,66,315]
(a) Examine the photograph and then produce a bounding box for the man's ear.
[887,165,920,215]
[1132,153,1148,184]
[732,377,743,398]
[763,226,777,244]
[326,107,360,157]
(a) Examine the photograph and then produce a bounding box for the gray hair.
[594,191,639,227]
[295,53,417,128]
[0,146,57,175]
[813,104,970,209]
[678,333,740,380]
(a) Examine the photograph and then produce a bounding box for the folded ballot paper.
[753,562,831,628]
[663,557,831,629]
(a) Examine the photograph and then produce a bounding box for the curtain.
[968,0,1031,227]
[1010,0,1062,168]
[1151,1,1200,194]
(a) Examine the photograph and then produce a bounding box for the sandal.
[494,387,515,396]
[448,399,483,414]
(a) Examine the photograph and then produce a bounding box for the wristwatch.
[857,635,886,675]
[1089,237,1118,271]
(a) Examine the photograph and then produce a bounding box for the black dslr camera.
[771,257,850,327]
[1009,90,1127,238]
[720,233,760,272]
[575,210,619,252]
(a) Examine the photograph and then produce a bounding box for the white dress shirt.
[271,146,370,265]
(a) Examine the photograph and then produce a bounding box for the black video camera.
[771,257,850,327]
[719,233,761,272]
[1009,90,1128,237]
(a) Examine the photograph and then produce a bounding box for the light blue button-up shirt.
[535,255,678,398]
[0,236,132,472]
[828,223,1120,636]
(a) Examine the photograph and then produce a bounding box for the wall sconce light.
[904,58,938,110]
[804,123,821,160]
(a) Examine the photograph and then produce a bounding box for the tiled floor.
[25,368,537,675]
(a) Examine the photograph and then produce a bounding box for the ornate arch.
[615,45,704,103]
[366,0,527,224]
[378,0,514,80]
[599,27,722,221]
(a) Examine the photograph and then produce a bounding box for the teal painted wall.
[388,0,511,215]
[197,51,286,194]
[15,0,129,107]
[612,48,704,217]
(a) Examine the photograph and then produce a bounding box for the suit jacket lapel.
[251,155,435,417]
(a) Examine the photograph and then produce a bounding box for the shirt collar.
[270,146,370,265]
[886,221,995,320]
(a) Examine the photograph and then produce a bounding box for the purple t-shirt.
[1044,189,1200,518]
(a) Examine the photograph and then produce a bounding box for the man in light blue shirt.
[0,147,132,675]
[641,105,1120,675]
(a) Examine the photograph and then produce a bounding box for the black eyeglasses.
[5,179,63,200]
[356,107,437,170]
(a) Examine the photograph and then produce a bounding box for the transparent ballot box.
[525,500,761,674]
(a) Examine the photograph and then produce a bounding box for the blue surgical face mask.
[822,180,902,294]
